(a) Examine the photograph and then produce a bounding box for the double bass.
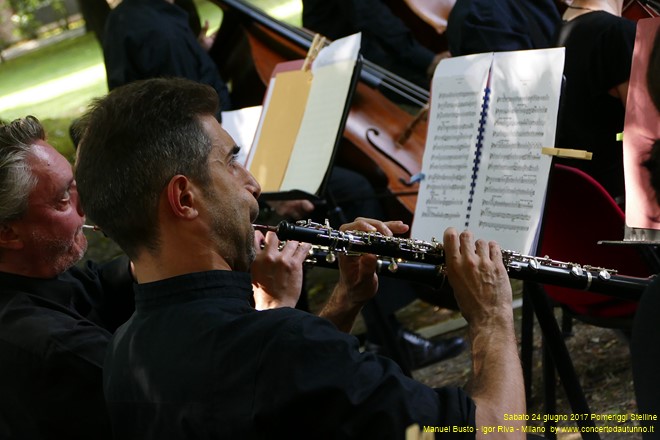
[210,0,433,225]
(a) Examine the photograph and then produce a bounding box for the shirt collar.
[134,270,253,311]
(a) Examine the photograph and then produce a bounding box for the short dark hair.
[75,78,219,258]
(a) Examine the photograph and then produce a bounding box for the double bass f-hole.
[365,104,429,151]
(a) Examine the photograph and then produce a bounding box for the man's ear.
[0,223,24,250]
[165,175,200,220]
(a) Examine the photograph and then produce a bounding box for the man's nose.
[246,169,261,200]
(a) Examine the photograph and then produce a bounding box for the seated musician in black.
[102,0,232,119]
[445,0,561,56]
[552,0,636,203]
[0,115,308,439]
[301,0,443,88]
[175,0,466,370]
[0,116,135,439]
[75,77,525,439]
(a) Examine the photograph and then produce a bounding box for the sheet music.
[473,49,564,253]
[411,53,491,241]
[280,33,361,192]
[221,106,262,165]
[412,48,564,254]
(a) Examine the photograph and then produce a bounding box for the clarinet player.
[75,77,525,439]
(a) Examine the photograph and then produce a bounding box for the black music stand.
[519,168,597,438]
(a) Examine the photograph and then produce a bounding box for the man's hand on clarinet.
[442,227,514,326]
[251,230,311,310]
[336,217,409,304]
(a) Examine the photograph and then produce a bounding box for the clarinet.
[254,220,652,301]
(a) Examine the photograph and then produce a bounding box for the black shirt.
[446,0,561,56]
[553,12,636,200]
[104,270,476,439]
[103,0,231,116]
[302,0,436,88]
[0,259,134,440]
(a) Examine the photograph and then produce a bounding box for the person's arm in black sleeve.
[443,228,525,436]
[352,0,436,71]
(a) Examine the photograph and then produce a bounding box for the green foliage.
[10,0,46,9]
[9,0,46,38]
[12,11,41,39]
[9,0,70,38]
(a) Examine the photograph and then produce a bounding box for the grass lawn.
[0,0,300,160]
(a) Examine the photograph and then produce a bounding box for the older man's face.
[14,141,87,277]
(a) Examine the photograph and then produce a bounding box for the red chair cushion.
[538,164,648,319]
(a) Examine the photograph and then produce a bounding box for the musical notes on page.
[413,53,491,225]
[412,48,565,254]
[473,49,563,253]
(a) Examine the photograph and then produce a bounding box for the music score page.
[411,48,565,254]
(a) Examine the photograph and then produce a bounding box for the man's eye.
[229,153,241,167]
[60,191,71,202]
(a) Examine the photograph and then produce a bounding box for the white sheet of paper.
[473,48,564,254]
[411,48,565,254]
[221,105,263,166]
[279,33,361,192]
[411,53,492,241]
